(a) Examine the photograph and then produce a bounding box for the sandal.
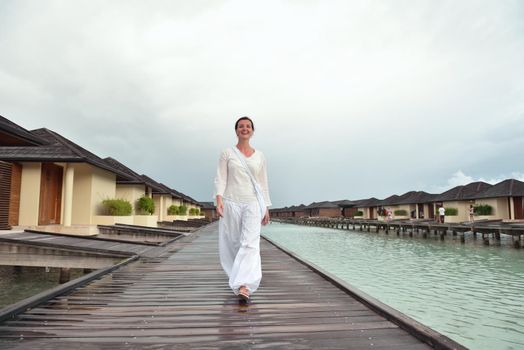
[238,286,250,303]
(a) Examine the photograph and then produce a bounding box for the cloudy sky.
[1,0,523,207]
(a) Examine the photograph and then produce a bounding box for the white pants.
[219,199,262,295]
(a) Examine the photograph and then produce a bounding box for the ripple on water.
[262,222,524,350]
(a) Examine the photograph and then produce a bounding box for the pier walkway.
[0,223,464,349]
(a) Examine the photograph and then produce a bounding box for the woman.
[214,116,271,303]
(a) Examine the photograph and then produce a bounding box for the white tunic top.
[214,147,272,206]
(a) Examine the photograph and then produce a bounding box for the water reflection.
[0,266,88,308]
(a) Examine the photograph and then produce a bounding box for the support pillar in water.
[483,233,490,246]
[59,268,71,284]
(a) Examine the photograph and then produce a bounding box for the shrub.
[394,209,408,216]
[354,210,364,217]
[168,205,179,215]
[178,205,188,215]
[445,208,458,216]
[474,204,493,215]
[189,208,201,215]
[377,208,387,216]
[102,199,132,216]
[137,196,155,215]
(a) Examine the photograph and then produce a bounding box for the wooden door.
[9,162,22,226]
[369,207,375,219]
[427,203,435,219]
[514,197,524,220]
[39,163,63,225]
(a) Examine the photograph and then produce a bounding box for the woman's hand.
[216,196,224,217]
[261,209,270,225]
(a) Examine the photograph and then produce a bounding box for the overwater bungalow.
[103,157,163,226]
[303,201,342,217]
[290,204,307,218]
[473,178,524,220]
[199,201,217,220]
[0,116,135,228]
[376,194,400,220]
[0,115,200,230]
[354,197,381,219]
[385,191,438,220]
[433,181,493,223]
[139,174,201,221]
[331,199,359,217]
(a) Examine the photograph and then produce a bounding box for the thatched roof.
[353,197,381,208]
[304,201,339,209]
[0,115,46,146]
[199,201,216,209]
[434,181,492,201]
[380,194,400,206]
[474,179,524,198]
[394,191,438,205]
[0,127,132,180]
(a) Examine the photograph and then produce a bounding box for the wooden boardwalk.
[0,223,463,349]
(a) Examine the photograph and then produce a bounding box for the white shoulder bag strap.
[232,147,267,218]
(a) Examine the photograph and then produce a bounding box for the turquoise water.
[262,222,524,350]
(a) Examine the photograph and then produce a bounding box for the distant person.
[438,206,446,223]
[214,116,271,303]
[469,205,475,222]
[387,208,393,221]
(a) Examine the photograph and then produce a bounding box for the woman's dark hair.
[235,116,254,131]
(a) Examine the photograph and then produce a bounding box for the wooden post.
[59,268,71,284]
[483,233,490,246]
[514,235,522,249]
[460,234,465,243]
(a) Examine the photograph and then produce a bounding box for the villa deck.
[0,223,464,349]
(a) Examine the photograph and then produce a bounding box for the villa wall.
[440,200,470,223]
[474,197,510,220]
[72,163,116,225]
[116,184,146,215]
[18,163,41,226]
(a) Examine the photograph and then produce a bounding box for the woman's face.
[236,119,254,140]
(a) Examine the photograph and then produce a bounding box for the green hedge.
[137,196,155,215]
[178,205,188,215]
[474,204,493,215]
[168,205,179,215]
[102,199,132,216]
[354,210,364,216]
[445,208,458,216]
[394,209,408,216]
[189,208,201,215]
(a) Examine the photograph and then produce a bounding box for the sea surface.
[262,222,524,350]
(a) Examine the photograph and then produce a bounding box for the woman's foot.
[238,286,250,303]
